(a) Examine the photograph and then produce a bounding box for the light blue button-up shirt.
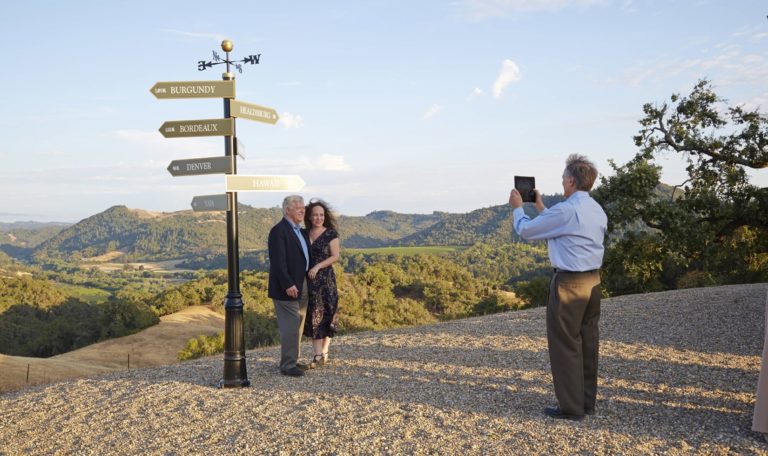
[512,191,607,272]
[287,218,309,271]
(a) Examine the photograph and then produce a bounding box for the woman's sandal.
[313,353,325,367]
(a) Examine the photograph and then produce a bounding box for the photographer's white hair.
[564,154,599,191]
[282,195,304,215]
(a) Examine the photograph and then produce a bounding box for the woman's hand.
[308,266,320,280]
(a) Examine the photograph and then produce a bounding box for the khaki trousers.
[273,282,308,372]
[547,270,601,415]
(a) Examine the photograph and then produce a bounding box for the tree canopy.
[594,79,768,294]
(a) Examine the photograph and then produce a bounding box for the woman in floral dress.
[303,199,340,366]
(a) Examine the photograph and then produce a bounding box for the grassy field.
[345,246,463,256]
[53,283,112,304]
[0,306,224,392]
[79,259,192,274]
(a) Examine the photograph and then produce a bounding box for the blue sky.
[1,0,766,222]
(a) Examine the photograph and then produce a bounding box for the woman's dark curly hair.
[304,199,337,231]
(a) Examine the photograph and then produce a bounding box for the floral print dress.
[303,228,339,339]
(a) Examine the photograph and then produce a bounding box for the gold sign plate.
[151,80,235,99]
[230,100,279,124]
[159,118,234,138]
[225,175,306,192]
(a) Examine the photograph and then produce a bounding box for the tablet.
[514,176,536,203]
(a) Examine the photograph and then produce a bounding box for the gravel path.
[1,283,767,455]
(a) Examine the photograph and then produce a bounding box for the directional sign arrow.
[230,100,279,124]
[159,118,234,138]
[191,194,229,212]
[225,175,306,192]
[235,137,246,160]
[150,80,235,99]
[167,156,232,177]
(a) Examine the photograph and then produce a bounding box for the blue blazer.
[267,218,309,300]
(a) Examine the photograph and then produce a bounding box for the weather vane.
[197,40,260,73]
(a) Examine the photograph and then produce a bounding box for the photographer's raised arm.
[534,189,545,213]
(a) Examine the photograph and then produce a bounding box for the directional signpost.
[226,175,305,192]
[230,99,279,124]
[150,80,235,99]
[235,137,246,160]
[191,194,229,211]
[152,39,302,389]
[159,118,234,138]
[167,156,232,177]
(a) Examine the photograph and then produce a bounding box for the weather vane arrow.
[198,45,261,74]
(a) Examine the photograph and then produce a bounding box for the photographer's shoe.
[544,406,584,421]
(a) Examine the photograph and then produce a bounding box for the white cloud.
[239,154,353,173]
[739,92,768,111]
[459,0,610,20]
[493,59,521,99]
[466,87,484,101]
[424,104,443,119]
[624,46,768,88]
[312,154,353,172]
[279,112,304,129]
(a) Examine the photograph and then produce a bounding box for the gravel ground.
[1,283,767,455]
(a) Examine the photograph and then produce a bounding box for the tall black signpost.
[219,41,248,388]
[152,40,281,388]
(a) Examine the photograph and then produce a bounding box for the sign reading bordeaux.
[160,118,234,138]
[150,80,235,99]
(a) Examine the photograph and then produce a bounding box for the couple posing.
[267,195,340,377]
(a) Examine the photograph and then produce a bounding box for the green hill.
[398,195,565,246]
[28,194,570,263]
[30,206,451,262]
[0,221,70,260]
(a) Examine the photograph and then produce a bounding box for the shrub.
[677,270,717,289]
[177,333,224,361]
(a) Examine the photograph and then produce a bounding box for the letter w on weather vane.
[198,50,261,73]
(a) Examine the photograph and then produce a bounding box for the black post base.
[222,292,249,388]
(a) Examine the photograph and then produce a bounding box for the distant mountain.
[398,195,565,246]
[32,205,282,262]
[30,205,450,262]
[338,210,449,247]
[0,221,71,232]
[0,222,71,260]
[27,193,572,263]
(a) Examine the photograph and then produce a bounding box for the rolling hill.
[0,305,223,392]
[16,193,568,263]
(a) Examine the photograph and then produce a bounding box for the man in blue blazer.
[268,195,312,376]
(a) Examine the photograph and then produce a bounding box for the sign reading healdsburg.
[151,39,301,390]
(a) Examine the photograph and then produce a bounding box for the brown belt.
[553,268,599,274]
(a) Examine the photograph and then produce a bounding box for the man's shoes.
[296,362,312,371]
[280,367,305,377]
[544,406,584,421]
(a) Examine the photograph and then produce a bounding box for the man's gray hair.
[564,154,599,191]
[282,195,304,215]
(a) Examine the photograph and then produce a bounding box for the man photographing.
[509,154,608,421]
